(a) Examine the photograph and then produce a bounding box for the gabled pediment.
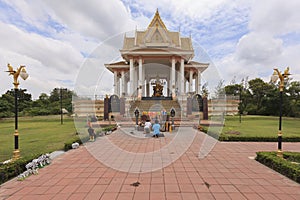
[143,10,170,47]
[147,9,167,30]
[121,10,193,52]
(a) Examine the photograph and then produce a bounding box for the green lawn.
[1,115,299,162]
[220,115,300,139]
[0,115,78,162]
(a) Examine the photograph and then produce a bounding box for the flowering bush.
[17,154,51,181]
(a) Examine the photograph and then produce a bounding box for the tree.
[248,78,273,113]
[49,88,74,114]
[286,81,300,117]
[225,84,242,96]
[200,82,209,97]
[0,98,13,117]
[214,80,225,98]
[0,89,32,117]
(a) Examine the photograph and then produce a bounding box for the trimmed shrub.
[64,136,89,151]
[220,136,300,142]
[0,154,41,184]
[256,152,300,183]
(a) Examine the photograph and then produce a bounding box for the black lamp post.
[6,64,29,160]
[271,67,290,157]
[239,86,242,123]
[170,108,175,130]
[60,88,67,125]
[134,108,139,126]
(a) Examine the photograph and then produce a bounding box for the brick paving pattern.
[0,128,299,200]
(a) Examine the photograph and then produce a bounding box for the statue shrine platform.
[141,96,172,100]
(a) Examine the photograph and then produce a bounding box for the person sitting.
[152,120,160,138]
[144,119,152,134]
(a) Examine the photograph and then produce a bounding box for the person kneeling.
[144,119,152,134]
[152,120,160,138]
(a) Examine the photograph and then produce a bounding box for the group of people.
[87,118,161,141]
[144,119,160,138]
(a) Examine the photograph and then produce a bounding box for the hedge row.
[64,136,89,151]
[256,152,300,183]
[0,154,40,184]
[200,127,300,142]
[283,152,300,163]
[220,136,300,142]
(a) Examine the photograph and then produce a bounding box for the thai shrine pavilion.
[104,10,209,118]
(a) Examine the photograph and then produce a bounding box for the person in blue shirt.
[152,120,160,138]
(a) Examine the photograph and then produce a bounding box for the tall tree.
[214,80,225,98]
[248,78,273,113]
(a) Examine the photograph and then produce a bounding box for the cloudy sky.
[0,0,299,99]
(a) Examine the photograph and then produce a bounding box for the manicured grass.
[0,115,78,162]
[223,115,300,137]
[1,115,299,162]
[205,115,300,141]
[212,116,300,141]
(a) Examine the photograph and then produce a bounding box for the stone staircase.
[128,99,182,118]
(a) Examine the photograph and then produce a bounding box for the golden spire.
[147,9,167,30]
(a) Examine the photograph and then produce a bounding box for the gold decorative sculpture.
[6,63,28,88]
[272,67,290,92]
[153,82,163,97]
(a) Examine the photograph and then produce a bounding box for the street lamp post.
[271,67,290,157]
[6,64,29,160]
[60,88,67,125]
[60,88,63,125]
[239,86,242,123]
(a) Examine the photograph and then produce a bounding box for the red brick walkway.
[0,129,299,200]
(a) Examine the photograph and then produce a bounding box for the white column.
[135,66,138,95]
[171,57,176,98]
[114,71,118,95]
[121,70,125,96]
[142,63,145,96]
[129,58,134,96]
[184,80,187,94]
[195,71,198,94]
[197,69,201,94]
[180,58,184,95]
[138,57,143,99]
[189,69,193,93]
[118,76,120,96]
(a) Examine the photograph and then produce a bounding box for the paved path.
[0,128,299,200]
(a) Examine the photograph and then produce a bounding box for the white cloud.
[43,0,137,39]
[214,0,300,85]
[236,32,283,64]
[249,0,300,35]
[0,21,83,98]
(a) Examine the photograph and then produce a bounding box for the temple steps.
[129,99,182,117]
